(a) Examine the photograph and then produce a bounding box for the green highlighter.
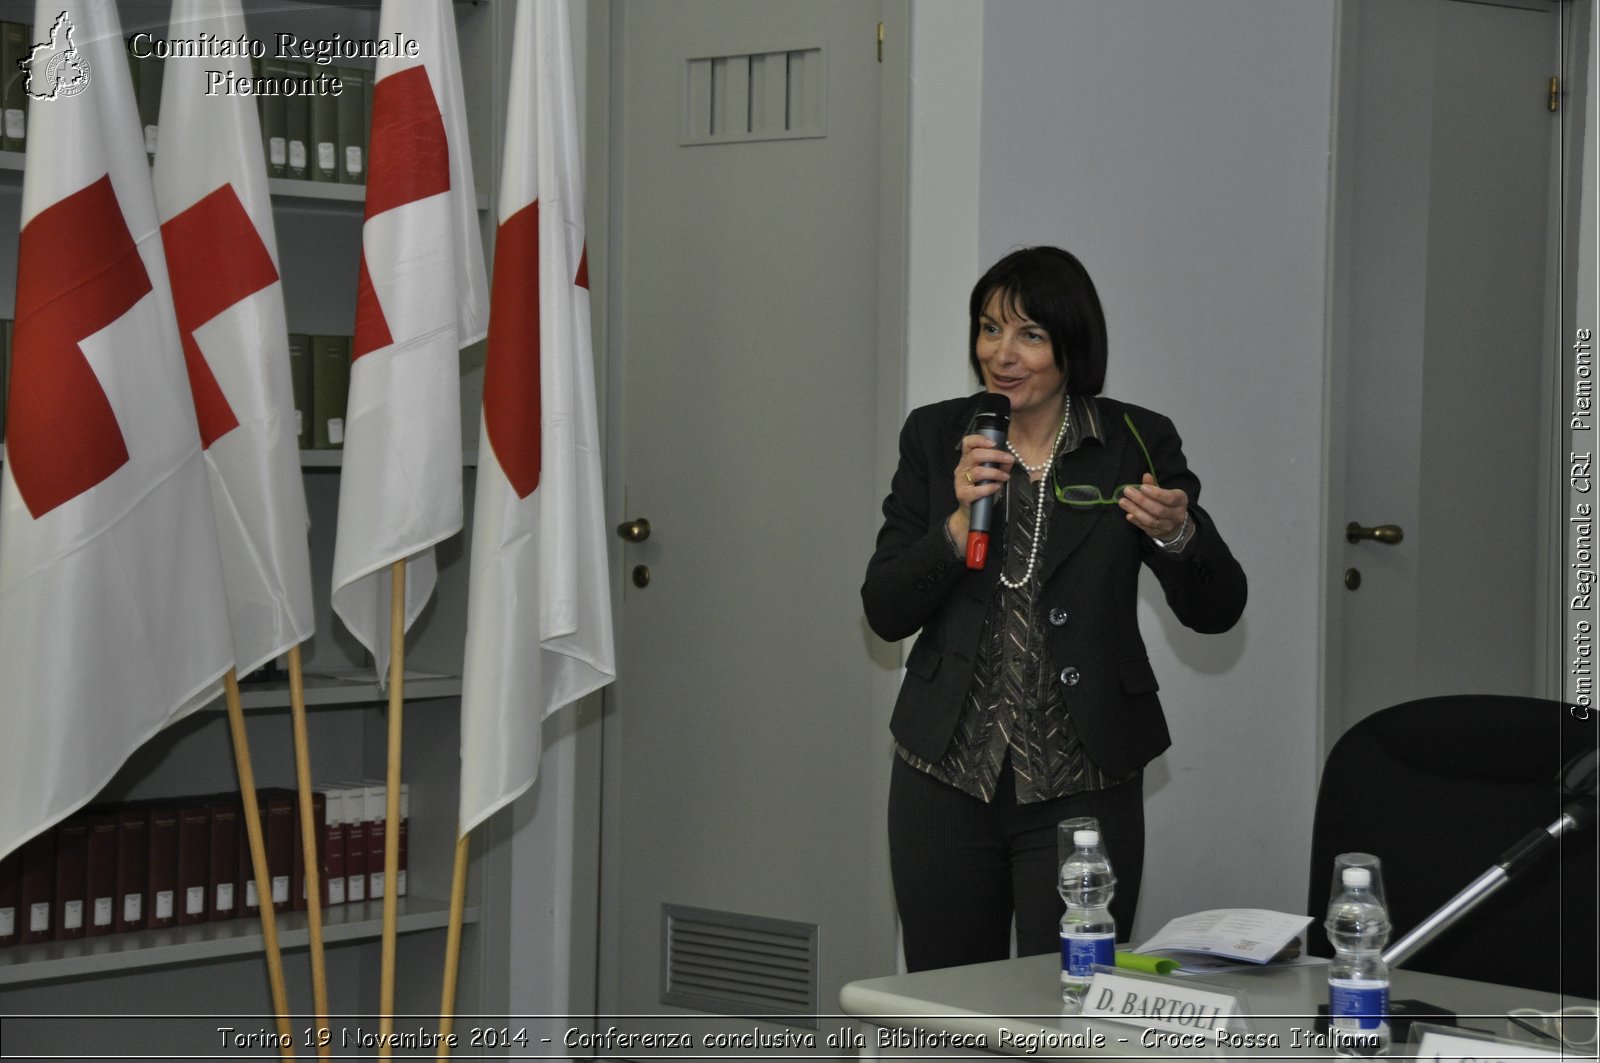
[1116,951,1180,976]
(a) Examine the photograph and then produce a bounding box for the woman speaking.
[862,246,1247,972]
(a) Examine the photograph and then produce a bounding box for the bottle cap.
[1074,829,1100,847]
[1342,867,1371,888]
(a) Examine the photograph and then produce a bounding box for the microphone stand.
[1383,799,1594,970]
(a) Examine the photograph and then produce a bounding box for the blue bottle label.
[1329,978,1389,1031]
[1061,932,1114,977]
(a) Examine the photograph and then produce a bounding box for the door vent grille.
[660,904,819,1027]
[683,48,825,145]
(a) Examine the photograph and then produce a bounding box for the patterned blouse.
[896,396,1135,803]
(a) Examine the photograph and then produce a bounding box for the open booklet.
[1131,908,1323,976]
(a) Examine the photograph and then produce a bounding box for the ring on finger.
[964,470,974,485]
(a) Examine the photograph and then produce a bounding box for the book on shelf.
[308,76,338,182]
[337,66,368,184]
[135,53,162,161]
[259,57,290,179]
[361,70,372,177]
[175,803,211,926]
[361,781,386,901]
[114,808,149,933]
[323,788,347,907]
[83,811,118,937]
[0,844,19,947]
[239,808,259,916]
[207,798,241,922]
[341,784,368,905]
[287,332,312,449]
[19,830,53,945]
[51,817,88,941]
[311,335,351,449]
[291,789,327,911]
[146,804,179,930]
[284,60,311,180]
[261,789,296,914]
[0,21,29,154]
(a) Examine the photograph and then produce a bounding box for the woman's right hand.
[945,433,1014,543]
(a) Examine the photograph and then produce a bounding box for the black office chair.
[1306,695,1597,1000]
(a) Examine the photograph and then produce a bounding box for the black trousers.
[888,755,1145,973]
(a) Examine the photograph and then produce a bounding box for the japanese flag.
[459,0,614,838]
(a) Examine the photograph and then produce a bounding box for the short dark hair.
[968,246,1108,396]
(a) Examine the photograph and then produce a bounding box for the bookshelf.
[0,0,507,1044]
[0,894,473,986]
[236,671,463,713]
[298,450,479,469]
[266,176,366,206]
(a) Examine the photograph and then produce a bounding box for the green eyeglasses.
[1054,413,1158,506]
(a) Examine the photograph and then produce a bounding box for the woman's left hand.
[1118,474,1189,543]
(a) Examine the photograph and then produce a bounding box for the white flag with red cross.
[331,0,489,679]
[155,0,314,677]
[0,0,234,861]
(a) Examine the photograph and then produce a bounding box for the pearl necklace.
[998,394,1071,590]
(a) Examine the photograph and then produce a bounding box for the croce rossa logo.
[22,11,91,101]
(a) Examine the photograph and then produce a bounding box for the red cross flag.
[154,0,313,676]
[0,0,234,861]
[331,0,489,677]
[459,0,614,837]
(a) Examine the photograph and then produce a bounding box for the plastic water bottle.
[1325,864,1391,1056]
[1059,828,1116,1010]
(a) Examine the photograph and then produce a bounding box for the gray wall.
[907,0,1337,939]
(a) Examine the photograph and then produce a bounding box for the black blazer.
[861,394,1247,778]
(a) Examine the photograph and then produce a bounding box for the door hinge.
[1549,75,1560,112]
[877,21,884,63]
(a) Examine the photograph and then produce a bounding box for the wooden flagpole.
[377,559,407,1060]
[287,644,330,1058]
[436,833,472,1053]
[223,667,296,1059]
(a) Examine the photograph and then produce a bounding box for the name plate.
[1414,1028,1569,1062]
[1079,969,1250,1039]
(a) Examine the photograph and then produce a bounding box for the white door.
[599,0,904,1041]
[1327,0,1564,740]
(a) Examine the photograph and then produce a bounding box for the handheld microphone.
[1559,746,1598,831]
[965,393,1011,570]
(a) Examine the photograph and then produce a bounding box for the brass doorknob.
[616,517,652,543]
[1346,522,1403,545]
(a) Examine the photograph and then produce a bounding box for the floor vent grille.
[661,904,819,1027]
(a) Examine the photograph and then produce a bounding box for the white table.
[840,952,1587,1059]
